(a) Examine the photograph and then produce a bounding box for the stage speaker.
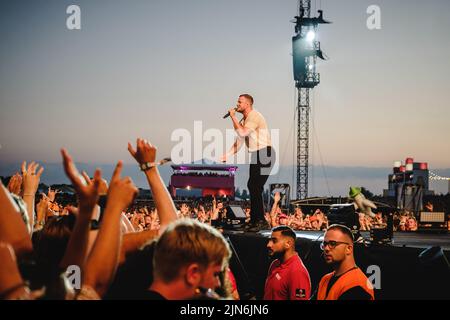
[327,204,360,239]
[225,205,247,219]
[216,205,247,230]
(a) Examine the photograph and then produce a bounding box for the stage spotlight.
[306,30,315,42]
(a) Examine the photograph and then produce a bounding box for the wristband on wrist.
[139,158,171,172]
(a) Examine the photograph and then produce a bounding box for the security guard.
[316,224,374,300]
[264,226,311,300]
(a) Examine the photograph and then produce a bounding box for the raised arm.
[21,161,44,232]
[118,229,159,265]
[0,243,32,300]
[228,108,252,138]
[0,182,33,258]
[7,173,22,196]
[59,149,102,270]
[269,192,281,227]
[82,161,138,297]
[128,138,177,233]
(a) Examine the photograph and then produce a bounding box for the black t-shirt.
[338,286,372,300]
[104,241,156,299]
[138,290,167,300]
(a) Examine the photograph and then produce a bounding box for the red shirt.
[263,253,311,300]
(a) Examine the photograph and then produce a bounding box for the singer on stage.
[221,94,276,232]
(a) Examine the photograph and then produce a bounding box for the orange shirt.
[317,267,375,300]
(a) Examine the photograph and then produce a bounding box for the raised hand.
[288,215,295,225]
[35,195,50,228]
[127,138,177,233]
[21,161,44,196]
[127,138,156,165]
[106,161,138,212]
[150,216,160,230]
[7,173,22,195]
[59,150,103,271]
[61,149,101,213]
[228,107,236,118]
[274,192,281,203]
[47,187,60,202]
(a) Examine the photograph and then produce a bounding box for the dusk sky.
[1,0,449,195]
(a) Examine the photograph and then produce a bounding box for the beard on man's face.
[268,249,284,260]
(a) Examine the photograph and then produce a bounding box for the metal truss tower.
[292,0,330,199]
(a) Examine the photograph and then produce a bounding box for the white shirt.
[239,109,272,152]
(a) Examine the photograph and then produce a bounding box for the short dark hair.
[239,94,254,105]
[272,225,296,241]
[326,224,354,242]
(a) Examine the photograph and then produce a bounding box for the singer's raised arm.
[230,112,252,138]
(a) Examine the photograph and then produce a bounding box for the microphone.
[223,107,238,119]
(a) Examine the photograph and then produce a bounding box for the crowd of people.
[0,139,250,301]
[0,138,445,300]
[122,196,422,233]
[2,177,428,237]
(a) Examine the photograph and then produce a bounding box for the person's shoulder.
[268,259,280,271]
[338,286,373,300]
[140,290,167,300]
[251,109,264,118]
[253,109,269,124]
[352,266,370,280]
[291,255,310,275]
[318,271,334,284]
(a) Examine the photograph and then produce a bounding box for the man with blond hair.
[145,219,232,300]
[221,94,276,232]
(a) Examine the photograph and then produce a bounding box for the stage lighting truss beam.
[292,0,330,200]
[297,88,310,200]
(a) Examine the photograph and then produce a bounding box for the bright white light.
[186,186,191,190]
[308,65,313,70]
[306,30,315,42]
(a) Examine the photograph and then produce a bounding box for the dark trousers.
[247,146,276,223]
